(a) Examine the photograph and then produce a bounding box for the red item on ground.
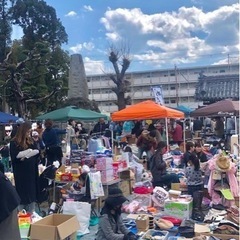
[133,186,152,194]
[161,216,182,226]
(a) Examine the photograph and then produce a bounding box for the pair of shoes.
[204,208,227,223]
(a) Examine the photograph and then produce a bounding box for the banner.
[151,86,164,105]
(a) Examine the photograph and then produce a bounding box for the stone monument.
[68,54,89,99]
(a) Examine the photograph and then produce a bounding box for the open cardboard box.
[135,214,149,231]
[29,214,79,240]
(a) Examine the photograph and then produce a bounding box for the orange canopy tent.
[111,100,184,121]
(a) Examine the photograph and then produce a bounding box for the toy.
[142,170,150,181]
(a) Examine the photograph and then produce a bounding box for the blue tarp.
[0,112,19,124]
[172,105,193,116]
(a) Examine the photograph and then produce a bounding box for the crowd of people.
[0,115,238,240]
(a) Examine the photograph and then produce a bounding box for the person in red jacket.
[169,120,183,146]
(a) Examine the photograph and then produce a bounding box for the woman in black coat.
[150,141,179,188]
[10,122,39,213]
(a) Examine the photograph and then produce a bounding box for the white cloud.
[100,4,239,67]
[83,5,93,12]
[69,42,95,53]
[83,57,105,75]
[65,11,77,17]
[213,55,239,65]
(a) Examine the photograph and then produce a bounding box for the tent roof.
[111,100,184,121]
[172,105,193,115]
[190,99,239,117]
[36,106,108,121]
[0,112,19,124]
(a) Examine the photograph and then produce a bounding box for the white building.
[86,64,239,113]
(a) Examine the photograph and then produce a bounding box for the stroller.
[37,165,57,216]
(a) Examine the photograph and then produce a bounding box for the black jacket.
[10,141,39,205]
[150,153,167,183]
[0,172,20,223]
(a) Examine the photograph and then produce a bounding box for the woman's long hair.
[13,122,33,149]
[155,141,167,155]
[189,154,200,171]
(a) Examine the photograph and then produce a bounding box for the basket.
[142,229,169,240]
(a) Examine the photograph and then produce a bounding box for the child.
[185,154,204,221]
[123,146,143,182]
[71,172,91,202]
[0,141,10,172]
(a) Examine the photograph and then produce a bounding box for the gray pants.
[0,208,21,240]
[18,202,35,213]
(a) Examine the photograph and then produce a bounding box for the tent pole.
[234,116,237,134]
[111,129,114,153]
[165,118,169,146]
[183,120,186,152]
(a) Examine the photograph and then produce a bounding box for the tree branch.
[26,88,58,103]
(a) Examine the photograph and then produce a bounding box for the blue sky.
[13,0,239,75]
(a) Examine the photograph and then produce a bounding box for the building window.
[170,86,176,90]
[170,99,176,103]
[220,69,225,73]
[170,73,175,76]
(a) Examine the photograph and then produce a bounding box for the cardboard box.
[164,199,193,219]
[119,169,131,180]
[29,214,79,240]
[119,180,131,196]
[171,183,181,191]
[136,214,149,231]
[100,169,114,183]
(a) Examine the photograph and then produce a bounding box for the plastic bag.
[89,171,104,199]
[62,201,91,235]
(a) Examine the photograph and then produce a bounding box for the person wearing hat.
[96,188,137,240]
[136,129,157,168]
[31,131,45,164]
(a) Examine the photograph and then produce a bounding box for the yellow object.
[220,189,234,200]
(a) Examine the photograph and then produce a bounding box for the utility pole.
[175,65,179,106]
[228,54,230,71]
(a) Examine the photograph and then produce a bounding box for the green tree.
[10,0,68,49]
[1,41,65,118]
[108,44,131,110]
[0,0,12,62]
[0,0,69,118]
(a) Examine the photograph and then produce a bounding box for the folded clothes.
[218,219,239,231]
[227,205,239,217]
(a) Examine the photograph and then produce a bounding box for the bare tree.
[108,44,131,110]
